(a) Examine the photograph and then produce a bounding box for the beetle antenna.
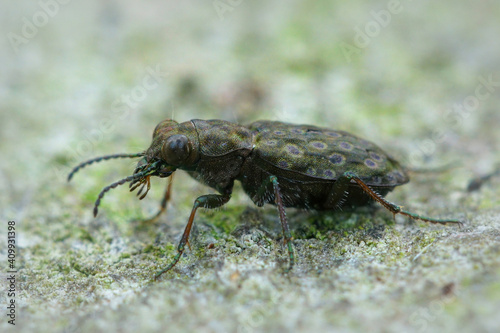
[68,153,144,181]
[93,162,158,217]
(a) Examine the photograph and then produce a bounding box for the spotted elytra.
[68,119,463,279]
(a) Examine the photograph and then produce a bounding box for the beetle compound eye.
[161,134,190,166]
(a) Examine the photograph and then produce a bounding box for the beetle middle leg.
[343,171,463,226]
[253,175,295,272]
[155,192,231,280]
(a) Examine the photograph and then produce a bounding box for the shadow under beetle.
[68,119,463,280]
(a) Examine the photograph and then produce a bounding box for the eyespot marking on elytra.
[370,152,384,161]
[324,170,336,179]
[365,159,378,168]
[310,141,327,149]
[306,167,316,176]
[286,144,303,156]
[266,140,277,146]
[325,131,342,137]
[385,173,397,184]
[339,141,354,151]
[329,153,345,165]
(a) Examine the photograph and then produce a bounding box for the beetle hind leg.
[343,171,463,226]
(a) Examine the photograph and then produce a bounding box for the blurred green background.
[1,1,499,332]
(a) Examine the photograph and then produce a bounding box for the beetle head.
[68,119,201,217]
[138,119,200,176]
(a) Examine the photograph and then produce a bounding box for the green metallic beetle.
[68,119,463,279]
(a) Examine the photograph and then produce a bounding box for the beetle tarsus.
[344,171,464,227]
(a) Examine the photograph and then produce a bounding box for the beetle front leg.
[343,171,464,226]
[154,192,231,280]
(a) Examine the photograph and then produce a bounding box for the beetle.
[68,119,463,279]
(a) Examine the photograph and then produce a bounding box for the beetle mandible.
[68,119,463,279]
